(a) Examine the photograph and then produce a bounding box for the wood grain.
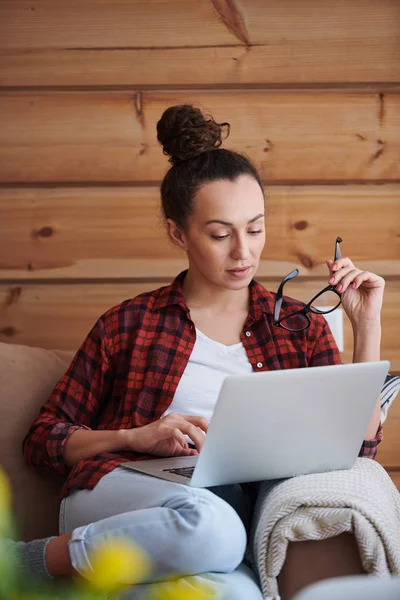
[386,470,400,490]
[0,91,399,183]
[343,279,400,372]
[0,185,399,280]
[1,0,399,86]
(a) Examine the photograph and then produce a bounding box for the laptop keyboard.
[162,466,195,479]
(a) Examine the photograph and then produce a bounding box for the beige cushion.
[0,341,74,541]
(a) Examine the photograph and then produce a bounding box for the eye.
[249,229,263,235]
[211,234,229,240]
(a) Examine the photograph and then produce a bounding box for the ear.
[165,219,188,251]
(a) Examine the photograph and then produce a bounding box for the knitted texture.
[250,458,400,599]
[16,537,55,579]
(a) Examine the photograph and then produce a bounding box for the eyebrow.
[205,213,264,226]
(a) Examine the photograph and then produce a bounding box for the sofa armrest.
[0,341,73,540]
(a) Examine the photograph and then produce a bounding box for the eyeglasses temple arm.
[334,236,343,261]
[274,269,299,322]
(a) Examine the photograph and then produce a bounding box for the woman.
[13,105,384,598]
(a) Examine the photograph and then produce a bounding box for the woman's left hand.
[326,257,385,327]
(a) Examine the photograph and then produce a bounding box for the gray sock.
[8,537,56,579]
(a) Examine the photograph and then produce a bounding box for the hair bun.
[156,105,230,165]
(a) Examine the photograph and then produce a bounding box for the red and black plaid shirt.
[23,271,382,499]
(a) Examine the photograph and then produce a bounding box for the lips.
[227,266,251,278]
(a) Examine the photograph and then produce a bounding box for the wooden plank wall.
[0,1,399,480]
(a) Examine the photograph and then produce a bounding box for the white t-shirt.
[161,328,253,427]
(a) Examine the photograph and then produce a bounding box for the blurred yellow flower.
[0,469,11,512]
[149,577,217,600]
[0,469,13,538]
[85,537,152,591]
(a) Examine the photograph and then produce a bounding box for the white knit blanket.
[250,458,400,599]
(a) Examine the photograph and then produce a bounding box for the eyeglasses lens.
[310,290,341,313]
[279,313,309,331]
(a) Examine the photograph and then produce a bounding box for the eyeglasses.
[273,237,343,332]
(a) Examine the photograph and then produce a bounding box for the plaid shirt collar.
[152,269,275,321]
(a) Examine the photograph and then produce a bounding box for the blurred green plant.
[0,469,217,600]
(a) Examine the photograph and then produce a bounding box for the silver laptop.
[121,361,389,487]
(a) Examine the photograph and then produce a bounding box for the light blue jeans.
[59,467,263,599]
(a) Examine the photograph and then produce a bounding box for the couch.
[0,340,398,599]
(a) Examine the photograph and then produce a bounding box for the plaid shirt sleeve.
[360,375,400,458]
[358,421,383,459]
[22,315,114,476]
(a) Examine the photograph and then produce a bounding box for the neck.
[182,269,250,314]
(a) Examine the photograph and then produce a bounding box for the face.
[168,174,266,291]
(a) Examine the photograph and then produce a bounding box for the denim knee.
[164,489,247,574]
[69,485,248,582]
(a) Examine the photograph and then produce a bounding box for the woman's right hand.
[119,413,208,457]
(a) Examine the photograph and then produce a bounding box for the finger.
[331,256,355,272]
[326,259,334,276]
[187,426,206,451]
[160,420,205,451]
[158,424,189,449]
[179,422,206,451]
[334,268,363,293]
[162,414,208,434]
[329,265,360,287]
[181,415,209,433]
[350,271,385,290]
[165,419,206,451]
[178,447,199,457]
[162,413,208,433]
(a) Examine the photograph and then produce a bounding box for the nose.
[230,233,250,261]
